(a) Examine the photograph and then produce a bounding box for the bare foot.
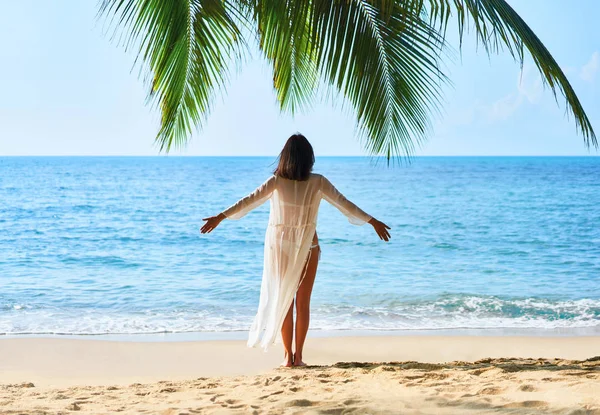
[293,353,306,367]
[281,352,293,367]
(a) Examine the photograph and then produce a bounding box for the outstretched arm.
[201,176,276,234]
[320,175,372,225]
[320,175,390,241]
[222,175,276,219]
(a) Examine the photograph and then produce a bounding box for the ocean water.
[1,156,599,336]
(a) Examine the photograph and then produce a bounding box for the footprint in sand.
[503,400,548,409]
[541,377,561,382]
[264,375,282,386]
[469,367,496,376]
[478,387,503,395]
[220,399,244,409]
[426,373,450,380]
[284,398,314,407]
[53,394,70,400]
[159,387,178,393]
[209,393,224,402]
[318,407,349,414]
[259,390,284,399]
[224,398,244,408]
[519,384,536,392]
[428,382,451,387]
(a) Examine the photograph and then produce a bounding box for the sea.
[1,156,599,338]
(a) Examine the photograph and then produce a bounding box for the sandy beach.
[1,335,599,414]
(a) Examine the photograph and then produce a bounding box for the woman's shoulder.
[261,174,278,187]
[311,173,330,184]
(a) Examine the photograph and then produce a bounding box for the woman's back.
[270,174,322,228]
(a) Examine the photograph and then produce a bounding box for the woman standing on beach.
[201,134,390,367]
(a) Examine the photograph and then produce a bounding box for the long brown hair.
[273,133,315,181]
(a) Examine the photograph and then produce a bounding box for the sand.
[1,335,599,414]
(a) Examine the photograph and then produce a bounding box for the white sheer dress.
[222,173,372,350]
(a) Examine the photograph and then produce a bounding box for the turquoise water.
[1,156,599,335]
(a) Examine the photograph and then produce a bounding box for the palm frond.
[100,0,243,151]
[428,0,597,147]
[100,0,596,157]
[255,1,318,113]
[308,0,448,160]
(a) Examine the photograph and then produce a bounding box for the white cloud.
[448,54,595,127]
[485,65,543,121]
[487,93,523,121]
[580,51,599,82]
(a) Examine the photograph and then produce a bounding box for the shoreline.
[3,325,600,343]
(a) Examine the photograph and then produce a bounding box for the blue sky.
[0,0,598,156]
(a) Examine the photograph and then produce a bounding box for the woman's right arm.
[201,176,276,234]
[221,175,276,220]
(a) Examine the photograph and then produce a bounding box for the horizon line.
[0,154,598,158]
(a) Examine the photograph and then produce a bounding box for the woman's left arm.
[201,176,276,234]
[320,175,390,241]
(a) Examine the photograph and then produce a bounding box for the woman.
[201,134,390,367]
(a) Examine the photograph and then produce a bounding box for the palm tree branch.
[100,0,595,156]
[309,0,449,160]
[100,0,243,151]
[255,1,318,113]
[430,0,596,147]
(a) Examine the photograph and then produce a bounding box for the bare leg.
[280,300,294,367]
[294,243,320,366]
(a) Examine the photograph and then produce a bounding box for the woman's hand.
[200,213,226,234]
[368,218,391,241]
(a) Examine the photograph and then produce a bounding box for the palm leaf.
[253,1,318,113]
[428,0,597,147]
[100,0,243,151]
[100,0,596,157]
[307,0,448,160]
